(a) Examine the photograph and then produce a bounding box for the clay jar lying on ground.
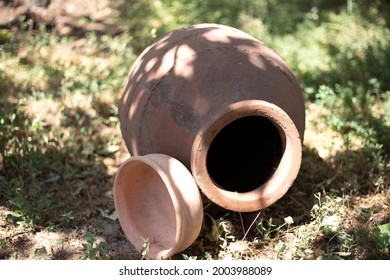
[119,23,305,213]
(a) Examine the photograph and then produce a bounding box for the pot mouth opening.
[191,99,302,212]
[206,115,284,193]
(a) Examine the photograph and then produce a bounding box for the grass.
[0,0,389,260]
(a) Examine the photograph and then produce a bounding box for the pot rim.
[114,154,201,259]
[191,99,302,212]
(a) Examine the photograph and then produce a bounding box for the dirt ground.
[0,0,122,36]
[0,0,141,260]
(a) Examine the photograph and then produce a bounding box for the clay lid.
[114,153,203,260]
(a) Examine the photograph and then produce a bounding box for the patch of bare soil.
[0,0,123,36]
[1,207,140,259]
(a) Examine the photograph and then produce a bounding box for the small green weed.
[7,195,35,231]
[254,216,293,241]
[373,224,390,253]
[81,232,110,260]
[205,214,236,251]
[140,236,151,260]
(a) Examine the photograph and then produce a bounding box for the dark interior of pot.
[206,116,284,193]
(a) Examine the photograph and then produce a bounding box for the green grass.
[0,0,389,259]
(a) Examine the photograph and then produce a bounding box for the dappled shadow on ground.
[1,0,389,259]
[189,137,389,259]
[0,98,137,259]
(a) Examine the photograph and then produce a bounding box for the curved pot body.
[114,154,203,260]
[119,24,305,212]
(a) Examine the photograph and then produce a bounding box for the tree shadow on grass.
[0,98,133,259]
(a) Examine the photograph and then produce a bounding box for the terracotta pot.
[119,24,305,212]
[114,154,203,260]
